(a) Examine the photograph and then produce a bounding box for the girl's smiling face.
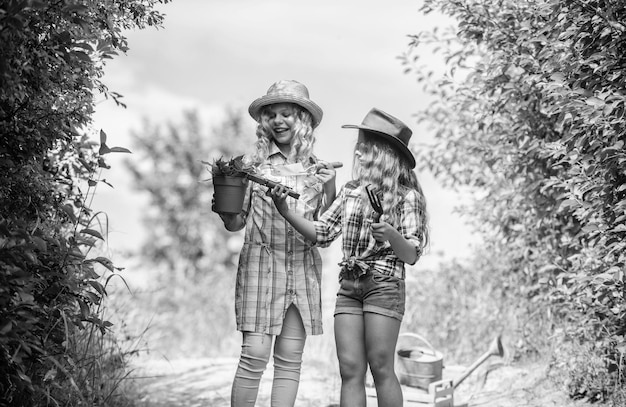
[266,103,297,148]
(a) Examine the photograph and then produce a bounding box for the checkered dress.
[235,144,325,335]
[313,181,425,279]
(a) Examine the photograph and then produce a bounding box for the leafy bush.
[0,1,169,405]
[404,0,625,402]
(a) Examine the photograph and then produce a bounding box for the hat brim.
[249,95,323,128]
[342,124,416,168]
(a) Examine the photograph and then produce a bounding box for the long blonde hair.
[353,131,429,249]
[247,103,316,166]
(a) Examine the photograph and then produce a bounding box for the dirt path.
[128,357,597,407]
[129,357,340,407]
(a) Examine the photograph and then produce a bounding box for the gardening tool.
[244,171,300,199]
[365,184,383,222]
[235,161,344,200]
[452,335,504,389]
[395,334,504,407]
[396,333,444,390]
[230,158,301,199]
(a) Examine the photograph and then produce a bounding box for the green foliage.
[121,109,252,357]
[404,244,535,364]
[126,109,251,281]
[0,0,169,405]
[405,0,625,402]
[209,155,250,176]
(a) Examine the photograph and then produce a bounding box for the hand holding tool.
[365,184,383,222]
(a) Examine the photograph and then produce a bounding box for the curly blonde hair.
[246,104,316,166]
[353,131,429,249]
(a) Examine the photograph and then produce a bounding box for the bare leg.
[364,312,402,407]
[334,313,368,407]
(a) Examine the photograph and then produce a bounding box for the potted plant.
[205,155,249,214]
[204,155,302,214]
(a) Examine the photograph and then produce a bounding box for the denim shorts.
[334,270,406,321]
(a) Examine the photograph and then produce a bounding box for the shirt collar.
[269,140,288,160]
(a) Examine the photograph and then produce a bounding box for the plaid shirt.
[235,143,325,335]
[313,181,425,280]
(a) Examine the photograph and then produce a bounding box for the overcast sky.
[92,0,472,267]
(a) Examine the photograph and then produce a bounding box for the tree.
[123,108,254,356]
[126,109,252,280]
[404,0,625,402]
[0,1,169,404]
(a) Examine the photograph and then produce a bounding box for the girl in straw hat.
[214,80,337,406]
[270,107,429,407]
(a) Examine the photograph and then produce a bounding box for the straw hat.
[342,107,416,168]
[248,80,323,128]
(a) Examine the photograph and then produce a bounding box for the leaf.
[71,50,91,63]
[582,223,600,233]
[59,204,77,223]
[92,256,114,271]
[81,262,99,279]
[98,157,111,169]
[77,298,90,319]
[559,199,578,210]
[109,146,131,154]
[0,322,12,335]
[84,291,100,305]
[87,280,107,297]
[68,247,85,259]
[62,4,89,14]
[585,97,604,107]
[77,157,92,170]
[100,178,114,188]
[550,72,565,83]
[611,224,626,233]
[99,142,111,155]
[100,129,107,144]
[79,228,104,240]
[72,42,94,52]
[43,368,57,382]
[30,236,47,251]
[555,112,573,133]
[28,1,47,9]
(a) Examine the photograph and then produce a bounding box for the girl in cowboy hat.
[270,107,429,407]
[214,80,337,407]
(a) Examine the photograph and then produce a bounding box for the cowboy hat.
[248,80,323,128]
[342,107,415,168]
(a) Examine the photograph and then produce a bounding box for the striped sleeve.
[313,188,344,248]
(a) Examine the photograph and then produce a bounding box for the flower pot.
[212,175,247,214]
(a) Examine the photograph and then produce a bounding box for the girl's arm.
[370,223,418,265]
[370,189,425,265]
[314,163,337,213]
[269,186,317,241]
[322,181,336,213]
